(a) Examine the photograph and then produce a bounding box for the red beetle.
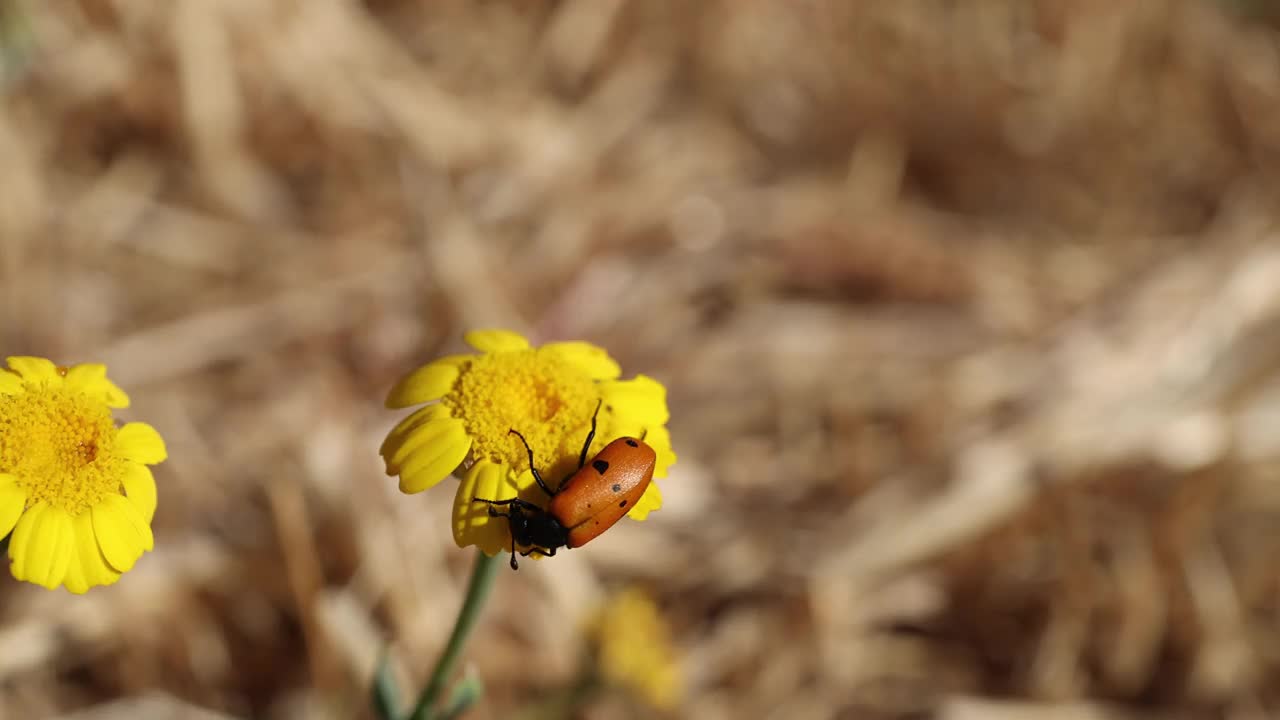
[473,401,656,569]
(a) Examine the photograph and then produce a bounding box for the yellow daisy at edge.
[0,357,165,593]
[587,588,684,710]
[380,329,676,556]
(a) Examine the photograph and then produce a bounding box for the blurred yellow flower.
[587,588,683,710]
[379,329,676,556]
[0,357,165,593]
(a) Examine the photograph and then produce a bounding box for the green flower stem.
[409,549,503,720]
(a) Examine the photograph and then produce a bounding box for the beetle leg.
[508,429,557,498]
[520,547,557,559]
[510,536,519,570]
[577,399,603,469]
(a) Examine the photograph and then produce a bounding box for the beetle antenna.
[639,427,649,442]
[578,399,603,469]
[509,429,555,497]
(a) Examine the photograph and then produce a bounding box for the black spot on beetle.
[625,439,639,447]
[611,483,621,492]
[619,499,628,507]
[592,459,609,474]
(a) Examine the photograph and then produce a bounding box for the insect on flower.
[473,400,656,569]
[379,329,675,561]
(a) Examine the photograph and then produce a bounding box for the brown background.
[3,1,1280,719]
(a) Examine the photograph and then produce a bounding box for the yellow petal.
[385,361,460,409]
[92,495,154,573]
[643,425,677,479]
[8,501,40,573]
[122,463,158,524]
[62,545,89,594]
[63,362,104,388]
[541,342,621,380]
[74,512,121,589]
[463,329,530,353]
[0,474,27,538]
[380,403,453,469]
[380,405,436,458]
[0,371,22,395]
[10,504,75,589]
[64,363,130,408]
[453,461,520,555]
[387,416,465,475]
[602,421,676,480]
[115,422,168,465]
[429,354,474,368]
[626,482,662,521]
[101,379,130,408]
[7,356,60,384]
[602,375,670,426]
[398,421,472,494]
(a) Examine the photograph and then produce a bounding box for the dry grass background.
[3,1,1280,718]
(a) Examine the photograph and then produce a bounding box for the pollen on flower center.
[0,383,124,515]
[444,348,599,474]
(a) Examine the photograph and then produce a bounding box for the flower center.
[445,348,599,479]
[0,380,124,515]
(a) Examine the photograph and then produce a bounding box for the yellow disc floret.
[444,348,599,480]
[0,382,124,516]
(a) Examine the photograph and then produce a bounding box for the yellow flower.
[379,329,676,557]
[0,357,165,593]
[586,588,683,710]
